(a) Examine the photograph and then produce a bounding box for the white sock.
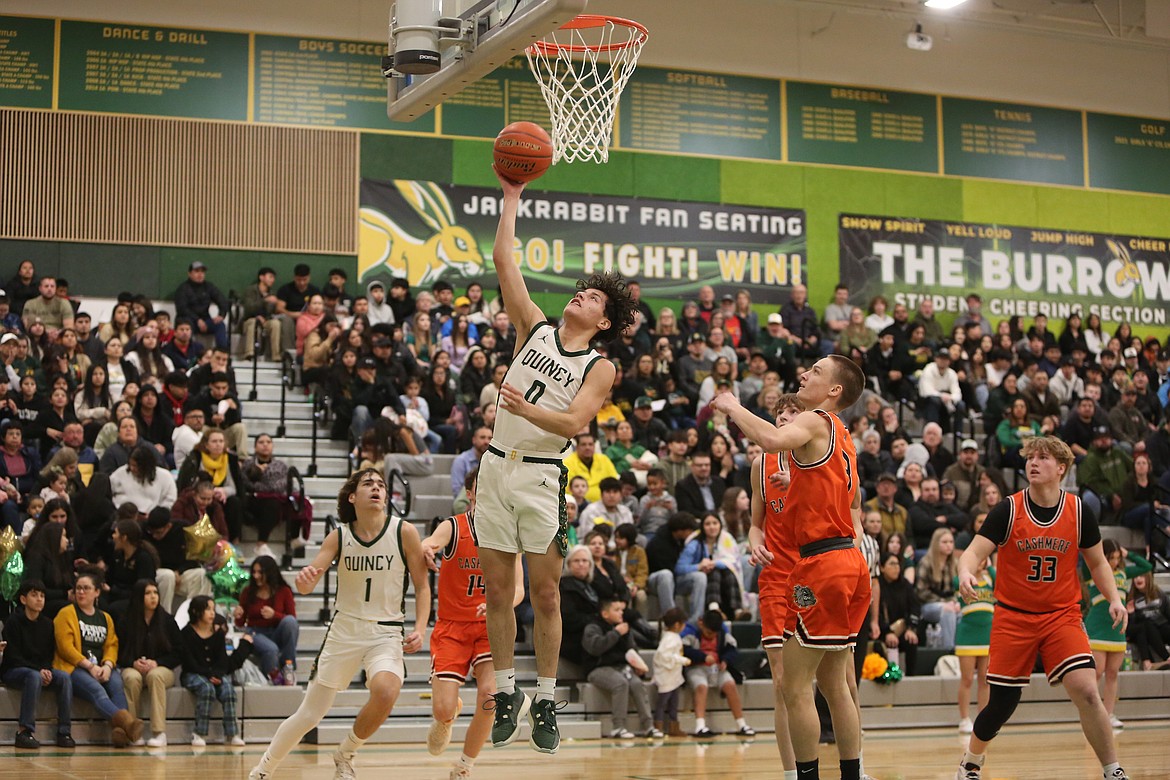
[784,771,798,780]
[339,730,366,758]
[458,753,476,769]
[694,717,706,732]
[735,717,747,729]
[256,752,277,774]
[1103,762,1121,778]
[534,676,556,703]
[494,668,516,696]
[962,750,985,767]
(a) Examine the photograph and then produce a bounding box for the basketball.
[493,121,553,183]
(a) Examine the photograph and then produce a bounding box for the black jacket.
[1,610,56,672]
[645,526,686,574]
[559,575,599,668]
[174,279,229,321]
[117,609,184,669]
[105,547,158,606]
[909,499,968,547]
[185,388,243,430]
[180,625,251,679]
[674,474,726,518]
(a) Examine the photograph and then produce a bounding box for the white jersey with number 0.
[334,517,408,623]
[493,322,604,453]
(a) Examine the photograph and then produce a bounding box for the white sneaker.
[229,735,246,746]
[448,767,472,780]
[248,768,270,780]
[190,734,206,747]
[131,737,146,746]
[607,728,636,739]
[333,748,357,780]
[1109,714,1124,729]
[290,536,307,550]
[255,543,275,560]
[427,696,462,756]
[146,732,167,747]
[956,759,982,780]
[958,718,973,734]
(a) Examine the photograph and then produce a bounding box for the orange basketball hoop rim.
[527,14,649,56]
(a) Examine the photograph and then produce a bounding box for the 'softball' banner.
[358,179,806,300]
[838,214,1170,327]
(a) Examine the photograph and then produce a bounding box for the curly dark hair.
[577,271,637,340]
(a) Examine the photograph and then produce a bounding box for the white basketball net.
[525,16,648,164]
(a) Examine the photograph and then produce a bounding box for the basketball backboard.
[385,0,588,122]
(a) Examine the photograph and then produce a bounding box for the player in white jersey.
[479,167,637,754]
[249,469,430,780]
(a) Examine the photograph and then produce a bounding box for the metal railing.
[247,321,262,402]
[307,389,331,478]
[277,351,294,438]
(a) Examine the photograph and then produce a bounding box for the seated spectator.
[188,347,239,399]
[104,519,159,618]
[918,349,964,431]
[126,326,174,380]
[173,261,229,350]
[836,307,877,361]
[110,445,178,516]
[348,356,400,445]
[559,545,600,679]
[133,386,173,462]
[637,468,677,539]
[676,513,744,620]
[457,346,491,409]
[674,451,726,518]
[439,313,476,374]
[177,428,244,542]
[877,552,920,674]
[1109,382,1149,453]
[172,406,204,472]
[915,527,960,649]
[857,429,893,497]
[180,596,250,746]
[579,477,635,535]
[241,433,296,559]
[942,438,985,512]
[118,578,183,747]
[564,432,619,503]
[233,556,298,685]
[377,413,435,480]
[909,477,968,546]
[162,320,205,372]
[876,405,909,452]
[894,461,926,511]
[680,609,754,738]
[865,472,908,538]
[567,475,590,515]
[995,398,1040,470]
[1127,574,1170,669]
[53,571,144,747]
[6,260,37,315]
[1118,452,1167,557]
[98,414,164,474]
[240,267,282,362]
[605,420,656,483]
[293,294,327,357]
[144,507,213,612]
[971,480,1004,517]
[611,524,649,617]
[399,374,441,453]
[697,357,740,411]
[186,371,248,457]
[1,579,75,749]
[39,386,78,459]
[582,598,659,738]
[1077,425,1133,523]
[867,331,915,403]
[882,531,916,584]
[449,426,489,499]
[22,277,74,340]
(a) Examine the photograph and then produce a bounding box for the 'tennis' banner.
[838,214,1170,327]
[358,179,806,301]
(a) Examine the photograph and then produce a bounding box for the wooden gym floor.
[2,721,1167,780]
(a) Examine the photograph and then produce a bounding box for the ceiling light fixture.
[924,0,969,9]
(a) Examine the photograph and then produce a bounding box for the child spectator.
[582,598,660,738]
[618,471,641,521]
[1,580,75,749]
[19,494,44,543]
[651,607,691,737]
[40,469,69,505]
[637,468,677,539]
[180,595,251,746]
[611,524,649,617]
[578,477,635,536]
[568,475,590,514]
[680,609,753,737]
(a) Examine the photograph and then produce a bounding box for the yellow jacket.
[53,604,119,674]
[563,451,619,503]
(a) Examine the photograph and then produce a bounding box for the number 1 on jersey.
[364,577,372,602]
[524,381,546,404]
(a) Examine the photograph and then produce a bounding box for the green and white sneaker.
[528,698,563,754]
[489,690,531,748]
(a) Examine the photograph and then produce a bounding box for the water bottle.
[282,661,296,686]
[87,651,99,667]
[225,635,235,654]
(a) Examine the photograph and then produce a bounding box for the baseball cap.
[358,356,377,370]
[876,473,897,486]
[721,293,735,303]
[1159,350,1170,362]
[634,396,653,409]
[454,296,471,308]
[1123,347,1138,358]
[188,261,207,271]
[689,332,705,343]
[960,439,978,451]
[1092,424,1111,438]
[935,349,952,359]
[767,313,783,326]
[1060,356,1075,367]
[715,377,732,388]
[0,333,18,345]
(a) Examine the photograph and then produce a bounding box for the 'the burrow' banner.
[358,179,806,302]
[838,214,1170,328]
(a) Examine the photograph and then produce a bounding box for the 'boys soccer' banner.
[358,179,806,302]
[838,214,1170,327]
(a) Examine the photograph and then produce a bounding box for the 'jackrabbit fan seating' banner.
[358,179,806,300]
[838,214,1170,327]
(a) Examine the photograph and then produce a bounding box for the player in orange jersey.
[713,355,868,780]
[421,470,525,780]
[749,392,804,780]
[953,436,1129,780]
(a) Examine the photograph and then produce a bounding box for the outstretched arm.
[492,167,546,342]
[747,455,774,567]
[711,396,818,454]
[498,359,616,440]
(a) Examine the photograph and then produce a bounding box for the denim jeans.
[248,615,300,676]
[919,601,959,649]
[70,666,127,719]
[2,667,72,734]
[675,571,709,624]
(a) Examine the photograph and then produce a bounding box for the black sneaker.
[735,724,756,737]
[56,734,76,749]
[692,727,716,738]
[15,730,39,749]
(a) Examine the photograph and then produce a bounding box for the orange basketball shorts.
[784,547,870,651]
[986,604,1095,687]
[758,567,794,649]
[429,619,492,683]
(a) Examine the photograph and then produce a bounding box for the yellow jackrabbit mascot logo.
[358,180,485,287]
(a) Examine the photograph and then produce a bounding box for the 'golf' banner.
[358,179,806,301]
[838,214,1170,327]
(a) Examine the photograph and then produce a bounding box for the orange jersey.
[991,491,1084,613]
[759,451,798,580]
[785,409,859,548]
[437,512,486,623]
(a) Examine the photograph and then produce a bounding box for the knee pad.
[972,684,1022,742]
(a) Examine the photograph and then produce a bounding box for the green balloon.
[1,551,24,601]
[209,557,249,605]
